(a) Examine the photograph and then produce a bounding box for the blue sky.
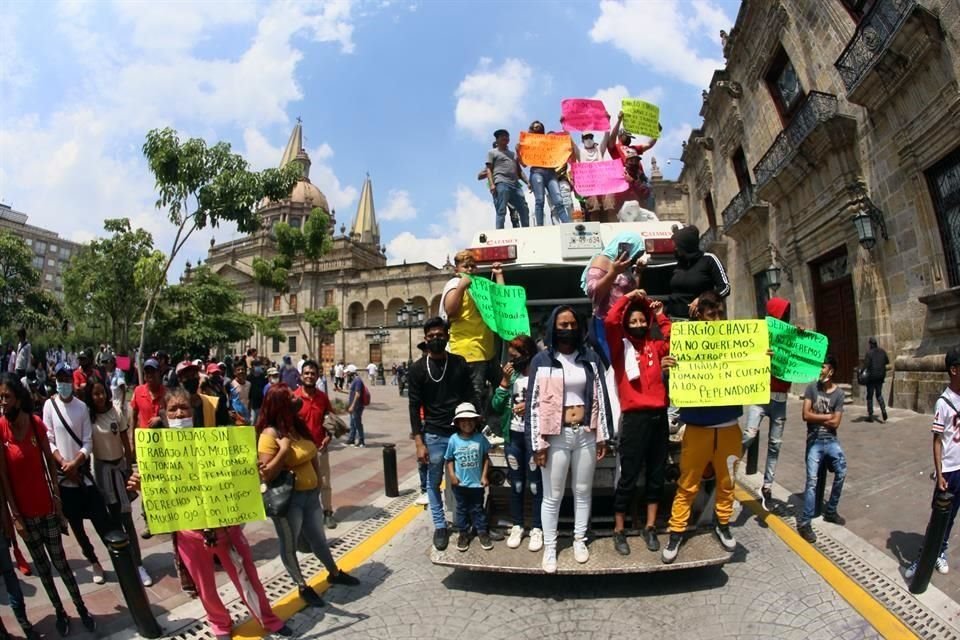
[0,0,738,276]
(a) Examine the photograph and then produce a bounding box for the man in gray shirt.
[486,129,530,229]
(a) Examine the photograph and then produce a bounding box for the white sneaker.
[904,560,918,580]
[92,563,105,585]
[415,492,429,506]
[937,553,950,575]
[573,537,589,563]
[541,546,557,573]
[528,528,544,552]
[138,566,153,587]
[506,525,524,549]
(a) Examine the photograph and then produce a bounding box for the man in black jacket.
[863,337,889,423]
[408,317,473,551]
[651,224,730,320]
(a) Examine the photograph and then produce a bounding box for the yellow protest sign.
[621,98,661,138]
[669,320,771,407]
[136,426,266,534]
[518,131,574,168]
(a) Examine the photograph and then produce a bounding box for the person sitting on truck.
[605,291,672,556]
[526,306,612,573]
[520,120,571,227]
[581,232,648,365]
[487,129,531,229]
[491,335,543,552]
[650,224,730,320]
[408,318,473,552]
[661,291,741,564]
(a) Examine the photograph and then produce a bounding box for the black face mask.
[426,337,448,354]
[627,326,648,339]
[554,329,580,346]
[183,378,200,394]
[511,356,531,372]
[3,406,20,421]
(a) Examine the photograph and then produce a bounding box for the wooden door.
[369,343,382,365]
[810,248,859,383]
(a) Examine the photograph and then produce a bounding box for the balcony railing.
[753,92,839,190]
[835,0,915,92]
[699,226,720,251]
[721,187,757,230]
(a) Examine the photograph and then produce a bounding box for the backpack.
[361,381,371,407]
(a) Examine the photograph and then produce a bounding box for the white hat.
[451,402,481,423]
[346,364,358,374]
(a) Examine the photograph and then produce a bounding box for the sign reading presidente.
[670,320,771,407]
[468,277,531,340]
[137,426,266,534]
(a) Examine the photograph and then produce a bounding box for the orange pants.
[668,423,741,532]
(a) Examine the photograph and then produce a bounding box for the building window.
[288,335,297,353]
[839,0,876,22]
[732,147,752,193]
[32,256,43,269]
[289,294,297,311]
[273,296,281,312]
[324,289,334,306]
[49,244,57,254]
[272,336,281,353]
[25,238,32,246]
[34,241,46,254]
[44,273,53,282]
[765,47,805,124]
[47,258,55,267]
[289,216,301,229]
[926,146,960,287]
[61,247,71,258]
[704,193,717,229]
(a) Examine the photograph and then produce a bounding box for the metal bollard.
[813,463,828,518]
[910,491,954,594]
[382,443,399,497]
[745,434,759,476]
[104,530,162,638]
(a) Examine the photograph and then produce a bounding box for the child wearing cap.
[444,402,492,552]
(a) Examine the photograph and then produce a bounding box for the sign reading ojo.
[137,426,266,534]
[670,320,771,407]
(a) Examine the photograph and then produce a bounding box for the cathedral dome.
[261,121,330,214]
[288,178,329,212]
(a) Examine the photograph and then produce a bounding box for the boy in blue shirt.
[444,402,492,552]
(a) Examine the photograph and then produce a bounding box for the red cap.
[205,363,221,375]
[175,360,198,376]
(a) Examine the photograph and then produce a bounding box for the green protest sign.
[766,316,829,383]
[621,98,660,138]
[468,276,531,340]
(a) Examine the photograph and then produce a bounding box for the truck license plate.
[565,232,603,251]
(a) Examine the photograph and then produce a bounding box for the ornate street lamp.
[765,243,793,292]
[765,263,783,292]
[396,299,425,363]
[851,206,887,251]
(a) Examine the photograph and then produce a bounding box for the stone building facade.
[205,123,452,370]
[678,0,960,413]
[0,203,82,300]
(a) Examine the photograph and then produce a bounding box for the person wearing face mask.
[571,129,617,222]
[176,361,230,428]
[605,291,672,555]
[520,120,572,226]
[526,307,612,573]
[491,335,543,552]
[650,224,730,321]
[0,373,93,638]
[263,367,281,400]
[408,318,473,551]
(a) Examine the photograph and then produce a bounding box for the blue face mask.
[57,382,73,400]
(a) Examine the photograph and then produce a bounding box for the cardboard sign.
[115,355,131,372]
[137,426,265,534]
[468,277,531,341]
[561,99,610,132]
[669,320,771,407]
[621,98,661,138]
[571,160,629,196]
[517,132,574,168]
[766,316,829,383]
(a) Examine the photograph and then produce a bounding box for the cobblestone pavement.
[285,510,879,640]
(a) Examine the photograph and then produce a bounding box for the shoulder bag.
[50,399,94,485]
[262,469,296,518]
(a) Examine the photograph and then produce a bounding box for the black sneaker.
[478,532,494,550]
[299,585,325,607]
[274,624,295,637]
[823,511,846,525]
[714,524,736,552]
[487,529,505,541]
[867,415,875,423]
[54,610,69,637]
[77,606,95,632]
[141,529,153,539]
[798,524,817,543]
[643,526,660,552]
[661,532,683,564]
[613,531,630,556]
[457,532,470,552]
[881,409,888,422]
[760,487,773,511]
[329,570,360,586]
[433,528,450,551]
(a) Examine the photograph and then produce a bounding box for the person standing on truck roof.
[605,291,672,556]
[520,121,571,227]
[526,306,612,573]
[650,224,730,320]
[441,252,503,414]
[487,129,531,230]
[479,142,521,228]
[569,127,617,223]
[408,318,473,552]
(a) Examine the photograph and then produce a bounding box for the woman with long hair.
[522,120,572,226]
[0,373,94,636]
[257,385,358,607]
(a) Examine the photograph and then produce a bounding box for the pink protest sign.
[116,355,131,371]
[571,160,629,196]
[561,99,610,132]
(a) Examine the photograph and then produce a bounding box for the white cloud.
[648,122,695,179]
[592,85,665,128]
[379,189,417,221]
[590,0,732,88]
[454,58,534,140]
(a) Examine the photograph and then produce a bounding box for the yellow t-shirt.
[257,430,318,491]
[442,276,494,363]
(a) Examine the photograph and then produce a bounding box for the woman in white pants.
[526,306,612,573]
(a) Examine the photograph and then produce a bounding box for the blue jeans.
[272,488,338,585]
[452,486,487,534]
[494,182,530,229]
[799,438,847,526]
[742,400,787,488]
[425,433,453,529]
[504,435,543,529]
[347,408,364,444]
[0,531,25,613]
[530,168,570,226]
[418,461,428,492]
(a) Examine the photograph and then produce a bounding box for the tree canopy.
[0,231,63,335]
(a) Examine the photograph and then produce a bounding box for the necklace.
[427,357,448,383]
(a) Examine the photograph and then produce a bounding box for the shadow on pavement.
[887,530,924,568]
[293,605,370,638]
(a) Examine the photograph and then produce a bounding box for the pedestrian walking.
[862,337,890,423]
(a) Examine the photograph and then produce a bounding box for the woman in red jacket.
[604,290,673,556]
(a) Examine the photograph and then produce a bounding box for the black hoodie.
[652,225,731,319]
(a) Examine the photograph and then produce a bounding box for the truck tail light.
[470,245,517,263]
[645,238,674,254]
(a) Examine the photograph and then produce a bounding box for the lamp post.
[396,299,424,363]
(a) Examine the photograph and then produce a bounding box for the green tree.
[62,218,157,352]
[148,265,257,358]
[304,306,341,352]
[0,231,63,334]
[252,207,333,356]
[138,127,300,374]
